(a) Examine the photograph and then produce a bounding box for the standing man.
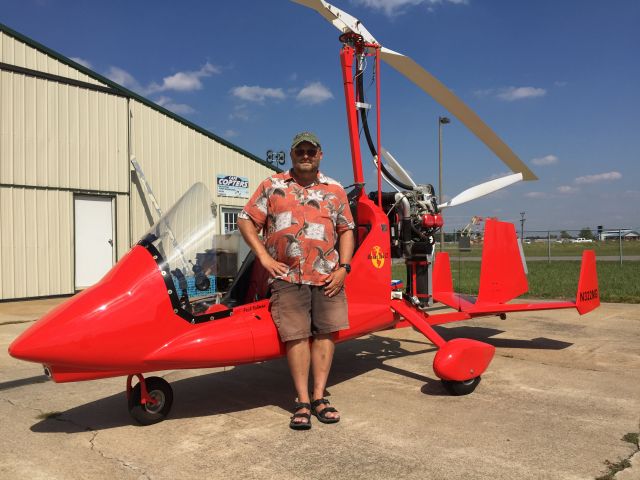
[238,132,355,430]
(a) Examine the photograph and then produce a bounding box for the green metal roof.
[0,22,279,172]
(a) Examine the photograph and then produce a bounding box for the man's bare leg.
[311,334,339,420]
[286,338,311,425]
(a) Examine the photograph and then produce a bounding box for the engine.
[369,184,442,259]
[369,184,443,307]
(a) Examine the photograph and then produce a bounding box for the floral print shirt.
[239,170,355,286]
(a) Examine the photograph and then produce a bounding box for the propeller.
[290,0,538,181]
[380,148,417,188]
[438,173,523,209]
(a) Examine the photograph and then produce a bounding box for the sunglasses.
[294,148,319,157]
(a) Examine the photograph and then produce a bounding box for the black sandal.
[289,402,312,430]
[311,398,340,424]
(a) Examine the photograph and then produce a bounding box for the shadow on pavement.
[436,325,573,350]
[29,334,438,434]
[28,328,571,434]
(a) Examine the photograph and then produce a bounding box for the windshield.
[139,182,250,315]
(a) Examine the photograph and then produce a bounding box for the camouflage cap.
[291,131,321,150]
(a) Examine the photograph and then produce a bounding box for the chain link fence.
[440,227,640,264]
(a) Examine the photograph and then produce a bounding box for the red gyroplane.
[9,0,599,425]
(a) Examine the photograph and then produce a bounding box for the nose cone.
[9,246,177,369]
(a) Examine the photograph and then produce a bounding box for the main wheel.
[441,376,481,396]
[128,376,173,425]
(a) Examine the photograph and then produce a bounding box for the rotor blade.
[290,0,538,181]
[438,173,523,209]
[380,147,417,188]
[290,0,378,43]
[381,48,536,180]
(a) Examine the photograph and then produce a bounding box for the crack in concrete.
[0,319,36,326]
[3,397,151,479]
[89,431,151,480]
[2,396,45,415]
[598,421,640,480]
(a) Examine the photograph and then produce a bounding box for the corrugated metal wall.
[0,188,73,299]
[0,70,128,191]
[129,101,275,241]
[1,31,106,87]
[0,26,274,301]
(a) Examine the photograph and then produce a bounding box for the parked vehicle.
[572,238,594,243]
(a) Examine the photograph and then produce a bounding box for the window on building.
[221,207,243,234]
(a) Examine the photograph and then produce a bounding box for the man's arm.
[323,228,355,297]
[237,218,289,278]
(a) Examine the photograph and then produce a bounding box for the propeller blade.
[290,0,538,181]
[438,173,523,209]
[380,148,417,188]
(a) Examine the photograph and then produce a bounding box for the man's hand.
[324,267,347,297]
[258,253,289,278]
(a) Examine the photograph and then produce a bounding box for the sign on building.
[217,175,249,198]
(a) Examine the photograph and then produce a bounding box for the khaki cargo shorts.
[269,279,349,342]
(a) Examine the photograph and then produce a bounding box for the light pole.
[266,150,286,166]
[520,212,526,244]
[438,116,450,251]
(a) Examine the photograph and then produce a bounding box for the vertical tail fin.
[476,219,528,305]
[576,250,599,314]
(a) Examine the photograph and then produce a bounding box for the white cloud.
[525,191,546,199]
[71,57,92,69]
[154,96,195,115]
[557,185,579,194]
[229,105,251,121]
[574,171,622,184]
[531,154,558,166]
[496,86,546,101]
[106,63,219,95]
[147,63,219,94]
[296,82,334,105]
[352,0,468,16]
[474,86,547,101]
[231,85,286,103]
[105,66,142,91]
[223,129,239,138]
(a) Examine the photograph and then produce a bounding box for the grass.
[392,261,640,303]
[440,241,640,258]
[595,432,639,480]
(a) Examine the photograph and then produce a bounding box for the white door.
[74,195,115,288]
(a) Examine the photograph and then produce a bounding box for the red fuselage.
[9,196,395,383]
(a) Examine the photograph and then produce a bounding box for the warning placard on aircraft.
[217,175,249,198]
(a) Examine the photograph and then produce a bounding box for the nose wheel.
[127,374,173,425]
[441,376,481,396]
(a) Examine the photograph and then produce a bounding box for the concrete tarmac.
[1,298,639,480]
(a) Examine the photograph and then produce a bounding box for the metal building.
[0,23,277,301]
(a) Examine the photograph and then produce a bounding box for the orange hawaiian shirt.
[239,170,355,286]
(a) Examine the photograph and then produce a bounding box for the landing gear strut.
[126,374,173,425]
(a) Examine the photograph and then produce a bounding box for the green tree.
[560,230,572,239]
[579,227,594,239]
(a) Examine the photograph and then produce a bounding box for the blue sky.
[2,0,638,231]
